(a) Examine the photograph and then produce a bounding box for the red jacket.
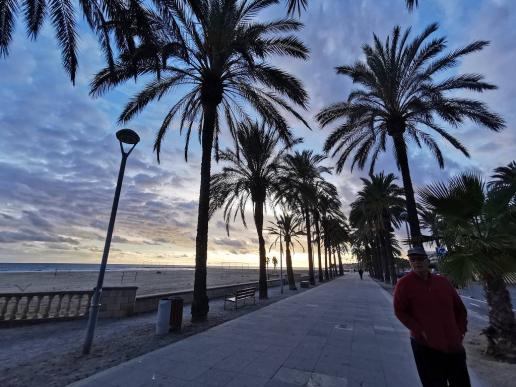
[393,271,467,352]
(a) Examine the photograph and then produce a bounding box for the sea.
[0,263,196,273]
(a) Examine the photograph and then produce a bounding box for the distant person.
[358,268,364,280]
[394,247,470,387]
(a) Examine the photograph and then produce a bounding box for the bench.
[300,280,310,288]
[224,287,256,310]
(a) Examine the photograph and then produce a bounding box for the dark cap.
[407,247,427,257]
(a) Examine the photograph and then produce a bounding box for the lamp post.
[82,129,140,355]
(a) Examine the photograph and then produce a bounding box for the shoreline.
[0,267,304,296]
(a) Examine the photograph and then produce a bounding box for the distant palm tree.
[317,23,504,251]
[272,256,278,270]
[92,0,309,322]
[420,172,516,357]
[268,213,304,290]
[210,121,295,299]
[312,181,340,282]
[353,173,405,284]
[279,151,330,285]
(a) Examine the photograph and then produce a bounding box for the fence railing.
[0,290,93,324]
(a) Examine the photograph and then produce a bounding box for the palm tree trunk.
[373,235,385,282]
[379,233,391,284]
[285,237,297,290]
[337,245,344,276]
[254,200,268,299]
[482,273,516,359]
[323,230,329,280]
[392,135,424,249]
[191,105,216,322]
[314,214,324,283]
[304,207,315,285]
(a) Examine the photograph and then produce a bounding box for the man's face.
[409,254,429,274]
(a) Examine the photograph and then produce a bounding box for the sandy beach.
[0,267,295,296]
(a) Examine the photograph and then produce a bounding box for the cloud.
[0,1,514,265]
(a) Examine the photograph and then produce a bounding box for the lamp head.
[116,129,140,145]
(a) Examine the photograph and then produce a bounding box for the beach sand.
[0,267,292,295]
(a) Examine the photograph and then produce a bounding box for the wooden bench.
[224,287,256,310]
[300,280,310,288]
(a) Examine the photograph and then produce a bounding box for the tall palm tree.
[267,213,304,290]
[210,121,295,299]
[317,23,504,251]
[91,0,309,322]
[420,172,516,358]
[279,151,330,285]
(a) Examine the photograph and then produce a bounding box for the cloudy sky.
[0,0,514,267]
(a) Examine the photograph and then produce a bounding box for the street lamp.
[82,129,140,355]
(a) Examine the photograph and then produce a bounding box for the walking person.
[358,268,364,280]
[394,247,470,387]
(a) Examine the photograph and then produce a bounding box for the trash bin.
[156,298,172,335]
[169,297,183,332]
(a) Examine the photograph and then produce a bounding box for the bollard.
[169,297,183,332]
[156,299,171,335]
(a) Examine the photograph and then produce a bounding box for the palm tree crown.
[318,23,504,173]
[317,23,504,249]
[91,0,310,160]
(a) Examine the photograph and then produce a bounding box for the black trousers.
[411,338,471,387]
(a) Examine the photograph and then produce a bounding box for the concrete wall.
[134,278,290,315]
[99,286,138,318]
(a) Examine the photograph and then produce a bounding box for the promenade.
[71,274,475,387]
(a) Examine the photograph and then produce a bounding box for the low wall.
[100,286,138,319]
[134,277,291,314]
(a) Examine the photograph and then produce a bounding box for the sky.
[0,0,515,268]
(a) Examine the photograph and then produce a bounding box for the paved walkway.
[71,274,480,387]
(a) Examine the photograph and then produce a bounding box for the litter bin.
[156,298,171,335]
[169,297,183,332]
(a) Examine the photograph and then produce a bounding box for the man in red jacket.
[394,247,470,387]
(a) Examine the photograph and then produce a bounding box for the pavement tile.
[272,367,312,385]
[225,374,269,387]
[307,372,348,387]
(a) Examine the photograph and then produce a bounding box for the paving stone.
[272,367,312,385]
[307,372,348,387]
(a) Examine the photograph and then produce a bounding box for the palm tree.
[92,0,309,322]
[267,213,304,290]
[272,256,278,270]
[350,173,405,284]
[279,151,330,285]
[0,0,168,83]
[312,181,340,282]
[210,121,294,299]
[489,161,516,205]
[419,172,516,358]
[317,23,504,252]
